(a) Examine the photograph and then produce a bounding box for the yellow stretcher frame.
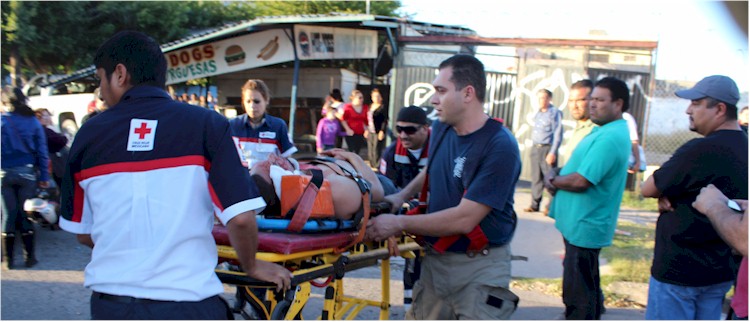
[215,236,422,320]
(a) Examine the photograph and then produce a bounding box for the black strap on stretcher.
[288,156,372,254]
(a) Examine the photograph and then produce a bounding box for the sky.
[398,0,749,90]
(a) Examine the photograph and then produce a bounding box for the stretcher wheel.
[270,300,291,320]
[270,299,302,320]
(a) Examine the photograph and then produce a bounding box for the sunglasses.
[396,125,420,135]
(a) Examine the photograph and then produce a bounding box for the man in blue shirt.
[545,77,631,320]
[367,54,521,319]
[526,89,563,213]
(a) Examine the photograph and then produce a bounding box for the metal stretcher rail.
[215,236,422,320]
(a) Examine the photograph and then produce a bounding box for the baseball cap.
[675,75,740,106]
[397,105,428,125]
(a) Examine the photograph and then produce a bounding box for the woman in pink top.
[339,90,369,157]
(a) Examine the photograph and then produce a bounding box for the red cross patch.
[127,119,158,151]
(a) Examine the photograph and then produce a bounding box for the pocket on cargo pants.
[455,283,519,320]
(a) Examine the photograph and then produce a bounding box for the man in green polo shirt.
[544,79,597,219]
[544,77,631,320]
[558,79,596,167]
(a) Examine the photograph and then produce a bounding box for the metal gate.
[389,66,517,127]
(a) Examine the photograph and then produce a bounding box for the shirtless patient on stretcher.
[250,149,385,220]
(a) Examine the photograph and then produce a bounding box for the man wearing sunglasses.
[379,106,430,190]
[378,105,430,310]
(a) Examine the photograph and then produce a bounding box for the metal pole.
[285,29,300,140]
[642,46,657,153]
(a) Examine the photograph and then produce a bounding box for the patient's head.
[267,154,294,171]
[250,154,295,186]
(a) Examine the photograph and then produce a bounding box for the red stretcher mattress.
[212,224,357,254]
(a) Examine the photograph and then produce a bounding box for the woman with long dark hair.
[366,88,388,167]
[1,87,50,269]
[339,90,369,157]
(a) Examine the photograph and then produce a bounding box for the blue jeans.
[646,276,733,320]
[1,165,37,235]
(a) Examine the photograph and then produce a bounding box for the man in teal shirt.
[545,77,631,320]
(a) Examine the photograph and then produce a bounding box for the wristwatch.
[728,199,742,212]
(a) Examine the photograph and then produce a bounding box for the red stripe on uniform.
[77,155,211,181]
[72,176,85,223]
[236,137,282,151]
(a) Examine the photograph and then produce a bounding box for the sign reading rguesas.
[165,45,218,82]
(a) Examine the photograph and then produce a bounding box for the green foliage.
[600,221,655,283]
[2,2,89,74]
[620,191,658,212]
[4,1,404,81]
[250,1,401,16]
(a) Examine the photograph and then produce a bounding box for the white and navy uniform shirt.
[59,86,265,301]
[228,114,297,164]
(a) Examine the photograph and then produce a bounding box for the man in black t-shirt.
[642,75,748,320]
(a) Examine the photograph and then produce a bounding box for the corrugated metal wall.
[389,66,516,127]
[485,72,517,128]
[388,62,651,188]
[512,62,586,182]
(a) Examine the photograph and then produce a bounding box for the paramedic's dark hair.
[330,89,343,102]
[438,54,486,103]
[93,30,167,88]
[571,79,594,92]
[594,77,630,112]
[3,87,34,116]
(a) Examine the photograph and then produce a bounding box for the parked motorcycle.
[23,187,59,230]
